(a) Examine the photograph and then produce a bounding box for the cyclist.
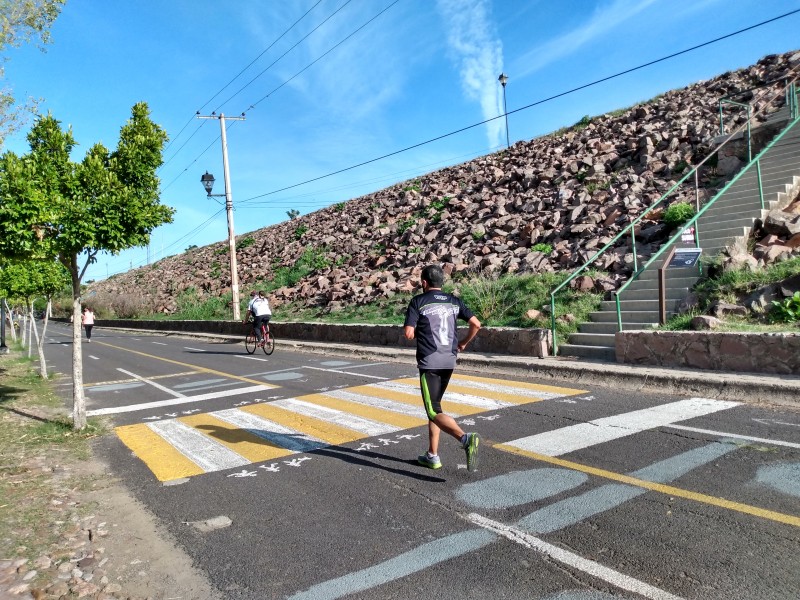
[244,290,271,345]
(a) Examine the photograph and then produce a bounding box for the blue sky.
[3,0,800,282]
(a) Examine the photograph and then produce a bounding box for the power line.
[159,0,399,193]
[239,7,800,203]
[215,0,355,114]
[160,1,325,165]
[240,0,399,114]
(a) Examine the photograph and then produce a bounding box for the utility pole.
[197,112,246,320]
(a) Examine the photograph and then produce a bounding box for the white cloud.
[513,0,658,79]
[436,0,505,147]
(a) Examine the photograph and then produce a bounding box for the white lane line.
[467,513,683,600]
[148,420,249,472]
[212,409,325,453]
[152,341,167,346]
[236,355,270,362]
[507,398,741,456]
[303,366,388,380]
[184,347,206,352]
[88,355,100,360]
[117,368,185,398]
[665,424,800,449]
[322,389,430,418]
[86,384,271,416]
[373,381,515,410]
[272,398,400,437]
[329,362,387,370]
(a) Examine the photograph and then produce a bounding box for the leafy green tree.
[0,102,173,428]
[0,258,69,376]
[0,0,66,146]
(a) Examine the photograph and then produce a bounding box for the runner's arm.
[457,316,481,352]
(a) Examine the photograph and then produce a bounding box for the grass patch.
[0,350,106,566]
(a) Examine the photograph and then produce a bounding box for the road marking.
[88,355,99,360]
[467,513,683,600]
[271,398,400,437]
[303,366,388,380]
[236,355,270,362]
[92,340,278,387]
[87,385,270,416]
[752,417,800,429]
[301,393,426,430]
[152,341,167,345]
[115,424,205,481]
[179,412,295,463]
[506,398,740,456]
[116,374,587,481]
[85,371,199,388]
[148,420,250,471]
[184,347,206,352]
[117,368,185,398]
[497,445,800,527]
[665,424,800,449]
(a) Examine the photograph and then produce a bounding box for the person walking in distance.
[81,306,95,342]
[404,264,482,471]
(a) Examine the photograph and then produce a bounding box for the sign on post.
[667,247,702,268]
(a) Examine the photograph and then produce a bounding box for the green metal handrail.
[614,111,800,329]
[550,75,799,354]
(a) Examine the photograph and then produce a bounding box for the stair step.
[558,344,617,361]
[579,322,658,334]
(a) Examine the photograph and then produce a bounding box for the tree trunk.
[20,312,27,347]
[27,310,33,358]
[35,299,51,379]
[29,301,47,379]
[70,259,86,430]
[2,299,15,343]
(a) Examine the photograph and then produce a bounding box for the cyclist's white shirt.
[251,297,272,317]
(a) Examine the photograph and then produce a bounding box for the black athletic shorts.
[419,369,453,420]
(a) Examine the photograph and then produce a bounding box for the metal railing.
[550,75,799,354]
[613,109,800,330]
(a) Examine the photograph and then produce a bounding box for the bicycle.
[245,319,275,355]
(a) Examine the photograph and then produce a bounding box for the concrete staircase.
[559,112,800,361]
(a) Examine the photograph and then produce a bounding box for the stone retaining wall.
[102,320,552,358]
[616,330,800,374]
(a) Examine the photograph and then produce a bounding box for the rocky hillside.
[90,51,800,315]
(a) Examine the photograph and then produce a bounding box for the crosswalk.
[115,374,587,481]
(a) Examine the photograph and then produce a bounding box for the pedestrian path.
[115,374,587,481]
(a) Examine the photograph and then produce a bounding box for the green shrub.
[293,224,308,240]
[663,202,696,228]
[769,291,800,323]
[531,243,553,254]
[236,236,255,250]
[398,218,416,234]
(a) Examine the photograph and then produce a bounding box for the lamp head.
[201,171,215,195]
[498,72,508,87]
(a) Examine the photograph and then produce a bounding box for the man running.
[403,264,482,471]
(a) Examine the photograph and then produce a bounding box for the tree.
[0,102,173,429]
[0,258,69,377]
[0,0,66,146]
[287,209,300,219]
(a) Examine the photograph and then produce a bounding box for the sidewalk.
[115,327,800,408]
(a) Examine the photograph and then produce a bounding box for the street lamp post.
[498,72,510,148]
[197,112,245,321]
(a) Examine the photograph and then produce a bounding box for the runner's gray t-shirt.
[404,290,474,370]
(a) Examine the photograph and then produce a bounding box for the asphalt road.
[39,322,800,600]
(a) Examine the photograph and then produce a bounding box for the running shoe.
[417,453,442,470]
[463,433,480,472]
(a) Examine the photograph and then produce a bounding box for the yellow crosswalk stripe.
[301,393,427,430]
[115,423,205,481]
[178,413,294,463]
[241,402,366,446]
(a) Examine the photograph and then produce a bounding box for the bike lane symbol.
[289,440,739,600]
